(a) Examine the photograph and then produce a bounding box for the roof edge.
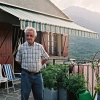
[48,0,72,20]
[0,1,73,22]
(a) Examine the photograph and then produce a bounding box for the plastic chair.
[2,64,21,92]
[0,64,9,93]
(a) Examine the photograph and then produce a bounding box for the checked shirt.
[16,41,49,72]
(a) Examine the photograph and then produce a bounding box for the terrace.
[0,58,99,100]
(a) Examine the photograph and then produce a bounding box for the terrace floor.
[0,84,97,100]
[0,85,34,100]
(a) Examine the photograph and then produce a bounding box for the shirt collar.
[26,41,35,46]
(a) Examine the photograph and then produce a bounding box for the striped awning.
[0,4,98,38]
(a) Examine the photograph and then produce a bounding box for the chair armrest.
[14,73,21,77]
[14,73,21,75]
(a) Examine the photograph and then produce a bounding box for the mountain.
[63,6,100,33]
[63,6,100,60]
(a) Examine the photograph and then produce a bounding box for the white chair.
[0,64,9,93]
[2,64,21,92]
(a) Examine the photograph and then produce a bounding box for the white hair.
[24,27,37,36]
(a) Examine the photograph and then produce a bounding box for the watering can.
[76,88,96,100]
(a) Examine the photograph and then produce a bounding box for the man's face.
[26,30,36,45]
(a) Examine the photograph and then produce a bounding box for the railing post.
[78,64,79,73]
[53,59,55,65]
[92,68,94,96]
[87,65,89,88]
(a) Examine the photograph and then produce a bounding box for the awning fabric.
[0,4,98,38]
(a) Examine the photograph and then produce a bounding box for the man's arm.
[41,45,49,65]
[15,45,22,65]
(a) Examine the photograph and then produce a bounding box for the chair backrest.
[3,64,15,80]
[0,64,3,78]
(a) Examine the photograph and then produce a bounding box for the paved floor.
[0,85,34,100]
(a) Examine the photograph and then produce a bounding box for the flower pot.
[68,91,77,100]
[43,88,58,100]
[59,88,68,100]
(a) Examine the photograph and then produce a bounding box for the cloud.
[50,0,81,9]
[50,0,100,13]
[79,0,100,12]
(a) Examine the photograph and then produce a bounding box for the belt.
[22,68,40,75]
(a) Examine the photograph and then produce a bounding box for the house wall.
[0,10,20,25]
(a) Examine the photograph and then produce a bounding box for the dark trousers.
[21,70,43,100]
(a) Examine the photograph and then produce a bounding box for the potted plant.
[56,64,69,100]
[41,64,69,100]
[66,73,86,100]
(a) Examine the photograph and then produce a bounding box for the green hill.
[69,36,100,60]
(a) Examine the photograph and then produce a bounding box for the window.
[48,33,57,55]
[41,32,69,57]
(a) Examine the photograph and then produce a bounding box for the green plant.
[41,64,69,90]
[41,64,57,90]
[66,73,86,93]
[94,74,100,94]
[41,63,86,95]
[94,84,100,94]
[56,64,69,88]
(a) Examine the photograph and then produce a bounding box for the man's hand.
[41,59,48,65]
[17,61,21,65]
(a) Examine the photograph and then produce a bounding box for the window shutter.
[53,33,57,56]
[41,32,48,53]
[61,34,69,57]
[49,32,52,55]
[57,34,61,56]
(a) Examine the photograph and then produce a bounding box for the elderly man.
[16,27,49,100]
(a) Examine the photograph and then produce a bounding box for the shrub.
[41,64,69,90]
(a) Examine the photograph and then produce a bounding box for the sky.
[50,0,100,13]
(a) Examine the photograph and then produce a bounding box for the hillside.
[69,36,100,60]
[63,6,100,60]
